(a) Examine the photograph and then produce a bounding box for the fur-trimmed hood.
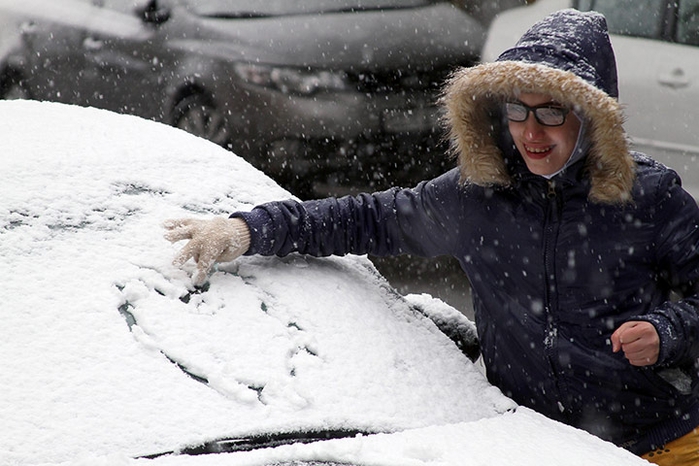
[441,9,635,204]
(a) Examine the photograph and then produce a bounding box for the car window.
[677,0,699,45]
[576,0,665,39]
[578,0,699,46]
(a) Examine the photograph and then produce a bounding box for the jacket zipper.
[542,180,568,416]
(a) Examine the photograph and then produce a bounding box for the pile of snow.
[0,101,645,465]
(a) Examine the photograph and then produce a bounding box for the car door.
[655,0,699,176]
[79,0,164,118]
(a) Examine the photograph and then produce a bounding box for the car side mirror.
[137,0,171,25]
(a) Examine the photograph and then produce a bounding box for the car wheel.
[172,93,230,146]
[0,73,30,100]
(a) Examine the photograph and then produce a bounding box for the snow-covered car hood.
[0,101,646,465]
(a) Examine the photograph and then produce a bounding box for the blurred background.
[6,0,696,320]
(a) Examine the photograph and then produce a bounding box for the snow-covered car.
[482,0,699,198]
[0,0,490,199]
[0,101,646,465]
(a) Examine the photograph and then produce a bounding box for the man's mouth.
[524,144,553,159]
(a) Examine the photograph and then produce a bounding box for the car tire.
[0,72,30,100]
[172,93,230,146]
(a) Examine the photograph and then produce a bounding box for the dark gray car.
[0,0,488,197]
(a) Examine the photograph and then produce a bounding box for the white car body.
[482,0,699,198]
[0,101,645,465]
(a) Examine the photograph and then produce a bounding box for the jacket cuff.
[230,208,275,255]
[638,314,677,366]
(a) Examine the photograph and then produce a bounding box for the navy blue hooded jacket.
[234,9,699,454]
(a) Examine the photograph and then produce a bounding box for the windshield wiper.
[200,4,417,19]
[202,11,272,18]
[139,429,376,459]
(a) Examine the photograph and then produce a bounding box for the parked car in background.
[482,0,699,198]
[0,99,647,465]
[0,0,496,198]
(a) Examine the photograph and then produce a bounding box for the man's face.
[507,93,582,176]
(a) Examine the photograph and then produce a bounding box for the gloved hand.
[163,217,251,285]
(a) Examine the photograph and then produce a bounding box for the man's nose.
[523,112,546,137]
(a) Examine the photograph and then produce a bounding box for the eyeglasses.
[504,102,570,127]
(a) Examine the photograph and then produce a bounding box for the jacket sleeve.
[230,169,464,258]
[637,172,699,367]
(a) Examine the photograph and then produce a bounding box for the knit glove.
[163,217,251,285]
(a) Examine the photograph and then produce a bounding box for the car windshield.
[182,0,437,17]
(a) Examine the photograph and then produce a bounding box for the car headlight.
[233,63,351,95]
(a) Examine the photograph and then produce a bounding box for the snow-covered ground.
[0,100,647,465]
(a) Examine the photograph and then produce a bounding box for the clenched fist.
[611,321,660,366]
[164,217,251,285]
